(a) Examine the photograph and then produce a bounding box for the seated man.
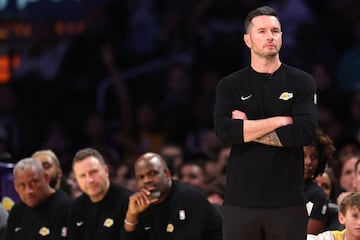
[32,149,68,192]
[307,192,360,240]
[121,152,222,240]
[6,158,72,240]
[68,147,132,240]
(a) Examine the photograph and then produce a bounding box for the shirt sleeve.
[307,231,335,240]
[5,206,17,240]
[214,77,245,144]
[277,72,317,147]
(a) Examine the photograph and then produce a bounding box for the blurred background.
[0,0,359,177]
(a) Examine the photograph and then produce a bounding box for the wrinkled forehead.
[135,158,164,175]
[14,167,41,181]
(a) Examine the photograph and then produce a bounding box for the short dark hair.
[244,6,279,33]
[73,148,106,167]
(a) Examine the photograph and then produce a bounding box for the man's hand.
[124,188,159,231]
[127,189,159,216]
[232,110,248,120]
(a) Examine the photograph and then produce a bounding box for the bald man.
[121,152,222,240]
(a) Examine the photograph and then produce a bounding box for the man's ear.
[165,168,172,178]
[58,168,63,178]
[104,164,109,176]
[338,212,346,225]
[244,34,251,48]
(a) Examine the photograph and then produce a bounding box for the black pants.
[222,205,307,240]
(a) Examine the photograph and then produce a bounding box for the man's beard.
[49,177,58,188]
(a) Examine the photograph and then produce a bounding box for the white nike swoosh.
[241,94,252,100]
[15,227,22,232]
[76,221,84,227]
[144,227,151,230]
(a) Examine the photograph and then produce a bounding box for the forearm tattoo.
[254,131,283,147]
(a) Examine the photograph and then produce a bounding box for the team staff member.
[6,158,72,240]
[32,149,68,192]
[68,148,132,240]
[213,6,317,240]
[121,152,222,240]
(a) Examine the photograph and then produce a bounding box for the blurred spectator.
[112,163,130,187]
[201,144,230,183]
[186,129,222,157]
[192,68,220,130]
[195,0,250,74]
[344,90,360,143]
[317,104,346,148]
[159,143,184,178]
[12,18,67,82]
[32,149,68,193]
[303,128,336,234]
[39,122,73,175]
[337,18,360,92]
[57,3,122,133]
[0,203,8,240]
[335,138,360,167]
[333,155,359,198]
[0,84,38,158]
[178,161,209,193]
[126,0,159,58]
[315,168,344,231]
[65,170,82,199]
[206,175,226,206]
[159,63,194,145]
[316,168,338,204]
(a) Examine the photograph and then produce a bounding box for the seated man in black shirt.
[32,149,65,191]
[68,147,132,240]
[121,152,223,240]
[6,158,72,240]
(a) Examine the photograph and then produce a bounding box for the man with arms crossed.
[213,6,317,240]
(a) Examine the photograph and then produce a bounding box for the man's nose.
[25,185,34,194]
[142,174,152,183]
[86,175,94,183]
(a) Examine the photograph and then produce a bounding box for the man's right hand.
[128,189,158,215]
[124,188,159,231]
[232,110,248,120]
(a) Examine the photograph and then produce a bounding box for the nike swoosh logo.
[76,221,84,227]
[241,94,252,100]
[144,227,151,230]
[15,227,22,232]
